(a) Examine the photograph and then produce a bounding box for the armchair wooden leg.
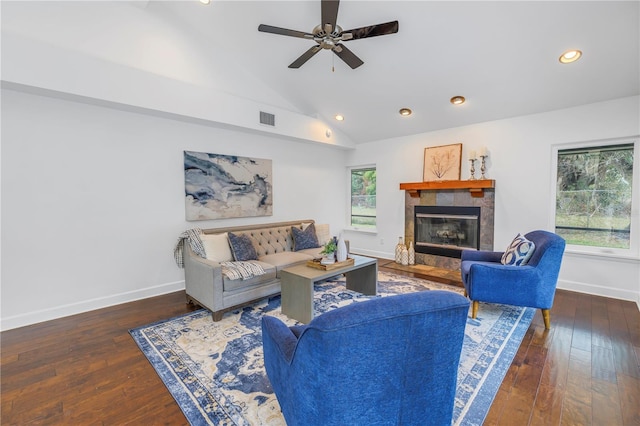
[463,289,468,297]
[542,309,551,330]
[471,301,478,319]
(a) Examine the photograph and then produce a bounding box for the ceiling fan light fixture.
[559,49,582,64]
[335,114,345,121]
[450,96,466,105]
[399,108,412,116]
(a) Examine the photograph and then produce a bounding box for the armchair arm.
[468,263,554,308]
[262,316,299,364]
[461,250,503,263]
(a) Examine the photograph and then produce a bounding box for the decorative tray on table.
[306,257,355,271]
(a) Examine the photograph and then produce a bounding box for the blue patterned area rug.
[130,272,534,426]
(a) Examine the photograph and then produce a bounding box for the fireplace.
[414,206,480,258]
[403,183,494,270]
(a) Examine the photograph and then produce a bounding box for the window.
[554,139,637,253]
[350,166,376,230]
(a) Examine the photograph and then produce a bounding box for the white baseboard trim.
[0,280,185,332]
[350,249,393,260]
[557,279,640,310]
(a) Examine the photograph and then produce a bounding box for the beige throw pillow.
[201,233,233,263]
[314,224,331,246]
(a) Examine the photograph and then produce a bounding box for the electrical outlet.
[380,238,384,245]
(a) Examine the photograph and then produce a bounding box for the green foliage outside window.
[555,143,634,249]
[351,168,376,229]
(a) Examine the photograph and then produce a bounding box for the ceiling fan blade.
[289,45,322,68]
[321,0,340,33]
[332,44,364,69]
[258,24,314,39]
[341,20,399,40]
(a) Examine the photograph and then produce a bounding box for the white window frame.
[550,136,640,259]
[347,164,377,233]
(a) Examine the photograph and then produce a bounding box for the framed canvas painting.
[423,143,462,181]
[184,151,273,220]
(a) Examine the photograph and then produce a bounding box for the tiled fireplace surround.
[404,188,495,271]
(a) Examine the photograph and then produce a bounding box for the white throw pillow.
[201,233,233,263]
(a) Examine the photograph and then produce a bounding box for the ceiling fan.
[258,0,399,69]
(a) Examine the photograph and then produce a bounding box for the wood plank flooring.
[2,265,639,425]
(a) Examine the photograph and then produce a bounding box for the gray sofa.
[183,220,329,321]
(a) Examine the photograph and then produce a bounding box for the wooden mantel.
[399,179,495,198]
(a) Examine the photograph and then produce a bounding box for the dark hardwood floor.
[2,265,639,425]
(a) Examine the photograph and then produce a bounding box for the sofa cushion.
[201,233,233,263]
[223,261,277,292]
[297,247,324,258]
[501,234,536,266]
[292,223,320,251]
[228,232,259,261]
[259,251,314,277]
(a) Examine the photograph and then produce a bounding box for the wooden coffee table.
[280,254,378,323]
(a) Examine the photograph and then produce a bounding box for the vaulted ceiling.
[3,1,639,144]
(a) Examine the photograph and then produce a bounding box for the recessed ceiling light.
[559,49,582,64]
[334,114,344,121]
[450,96,466,105]
[199,0,211,4]
[399,108,412,116]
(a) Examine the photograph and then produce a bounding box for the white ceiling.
[5,1,639,144]
[146,1,639,144]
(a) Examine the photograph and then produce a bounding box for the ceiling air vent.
[260,111,275,126]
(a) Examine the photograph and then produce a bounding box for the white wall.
[0,88,348,330]
[345,96,640,306]
[2,90,637,332]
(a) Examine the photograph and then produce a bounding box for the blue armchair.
[460,230,566,329]
[262,290,469,426]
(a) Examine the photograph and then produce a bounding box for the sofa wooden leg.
[542,309,551,330]
[471,300,478,319]
[212,311,224,322]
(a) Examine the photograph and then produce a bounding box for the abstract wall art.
[184,151,273,220]
[423,143,462,181]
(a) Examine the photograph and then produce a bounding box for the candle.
[479,146,487,157]
[469,150,476,160]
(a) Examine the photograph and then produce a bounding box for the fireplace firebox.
[414,206,481,258]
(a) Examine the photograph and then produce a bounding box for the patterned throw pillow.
[501,234,536,266]
[292,223,320,251]
[228,232,258,261]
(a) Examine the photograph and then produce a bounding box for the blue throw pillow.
[501,234,535,266]
[291,223,320,251]
[228,232,258,261]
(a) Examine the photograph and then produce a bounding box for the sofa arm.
[183,246,224,312]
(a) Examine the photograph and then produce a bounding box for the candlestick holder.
[468,158,476,180]
[480,155,487,179]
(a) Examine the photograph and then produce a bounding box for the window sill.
[565,248,640,263]
[344,227,378,235]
